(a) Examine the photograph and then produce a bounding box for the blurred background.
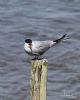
[0,0,80,100]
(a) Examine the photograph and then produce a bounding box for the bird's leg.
[36,56,42,60]
[38,56,43,60]
[32,56,43,60]
[32,56,38,60]
[35,56,39,59]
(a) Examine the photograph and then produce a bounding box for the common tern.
[24,34,66,59]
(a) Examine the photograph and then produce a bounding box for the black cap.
[25,39,32,43]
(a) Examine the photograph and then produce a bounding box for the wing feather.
[32,40,53,55]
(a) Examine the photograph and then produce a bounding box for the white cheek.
[24,43,31,52]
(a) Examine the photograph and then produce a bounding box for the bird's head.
[25,39,32,49]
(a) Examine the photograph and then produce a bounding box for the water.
[0,0,80,100]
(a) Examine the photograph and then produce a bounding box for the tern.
[24,34,66,59]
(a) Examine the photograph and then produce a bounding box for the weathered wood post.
[30,59,48,100]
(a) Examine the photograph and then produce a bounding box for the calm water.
[0,0,80,100]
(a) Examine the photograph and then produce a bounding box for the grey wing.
[32,41,52,55]
[38,45,50,55]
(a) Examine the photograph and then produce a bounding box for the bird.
[24,34,66,59]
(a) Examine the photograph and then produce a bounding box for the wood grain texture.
[30,59,48,100]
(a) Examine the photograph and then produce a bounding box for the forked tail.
[54,34,67,44]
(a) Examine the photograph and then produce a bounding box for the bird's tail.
[54,34,67,44]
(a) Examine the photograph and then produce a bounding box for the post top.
[32,59,48,62]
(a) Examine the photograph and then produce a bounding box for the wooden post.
[30,59,48,100]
